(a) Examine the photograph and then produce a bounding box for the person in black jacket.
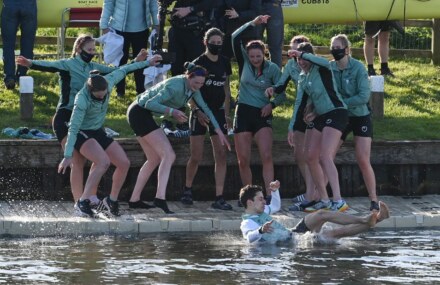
[217,0,261,77]
[168,0,219,76]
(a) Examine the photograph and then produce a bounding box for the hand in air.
[269,180,280,192]
[149,54,163,66]
[252,15,270,26]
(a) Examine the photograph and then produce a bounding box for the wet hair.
[297,42,315,55]
[239,185,264,209]
[86,70,107,92]
[204,27,224,42]
[72,34,95,57]
[291,35,310,45]
[330,34,351,49]
[184,62,208,78]
[245,40,266,54]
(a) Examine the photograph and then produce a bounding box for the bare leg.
[354,136,377,202]
[105,141,130,201]
[234,132,253,187]
[79,139,110,200]
[254,127,274,193]
[319,127,343,201]
[185,135,205,188]
[129,136,161,202]
[307,129,329,200]
[210,134,227,197]
[305,209,373,233]
[377,31,390,64]
[363,35,375,65]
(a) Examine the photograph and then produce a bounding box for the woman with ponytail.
[58,51,161,218]
[127,62,231,214]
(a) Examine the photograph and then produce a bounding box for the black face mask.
[207,43,222,55]
[331,48,346,61]
[80,50,95,63]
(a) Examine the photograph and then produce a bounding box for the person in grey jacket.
[100,0,159,96]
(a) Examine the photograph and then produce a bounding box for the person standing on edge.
[16,35,118,215]
[218,0,262,77]
[232,15,285,204]
[181,28,233,210]
[259,0,284,68]
[100,0,159,97]
[363,20,400,77]
[127,63,231,214]
[58,51,162,218]
[266,35,319,211]
[1,0,37,90]
[168,0,218,76]
[289,43,349,213]
[330,34,379,211]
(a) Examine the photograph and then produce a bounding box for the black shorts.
[341,115,373,141]
[52,108,72,142]
[293,107,307,133]
[127,101,160,137]
[233,103,272,134]
[313,109,348,133]
[364,21,395,36]
[75,128,114,152]
[190,108,227,136]
[291,218,310,234]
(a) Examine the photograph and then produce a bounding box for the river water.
[0,229,439,284]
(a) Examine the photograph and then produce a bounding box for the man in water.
[240,181,390,243]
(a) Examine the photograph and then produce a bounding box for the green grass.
[1,54,439,141]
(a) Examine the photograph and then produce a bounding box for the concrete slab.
[0,195,439,237]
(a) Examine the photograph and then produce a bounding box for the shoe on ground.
[304,200,331,212]
[75,199,94,217]
[97,196,120,216]
[370,200,380,211]
[5,79,16,90]
[129,200,155,209]
[211,198,233,210]
[292,194,306,203]
[380,67,394,77]
[288,201,303,211]
[368,68,376,76]
[330,200,349,212]
[180,188,193,205]
[289,200,318,212]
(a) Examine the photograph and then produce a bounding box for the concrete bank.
[1,195,439,237]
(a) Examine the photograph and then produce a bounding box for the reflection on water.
[0,230,439,284]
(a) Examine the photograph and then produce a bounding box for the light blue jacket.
[99,0,159,32]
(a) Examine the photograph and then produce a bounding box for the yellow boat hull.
[282,0,440,23]
[0,0,439,27]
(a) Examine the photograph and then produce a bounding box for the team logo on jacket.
[362,126,368,132]
[326,119,332,125]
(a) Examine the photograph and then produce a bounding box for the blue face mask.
[80,50,95,63]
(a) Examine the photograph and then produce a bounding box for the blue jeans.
[1,0,37,82]
[260,2,284,68]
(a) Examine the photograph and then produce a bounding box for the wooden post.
[19,76,34,120]
[432,19,440,65]
[369,75,384,119]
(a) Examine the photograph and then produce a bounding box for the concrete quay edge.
[0,195,439,237]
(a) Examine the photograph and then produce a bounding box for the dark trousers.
[116,29,149,95]
[1,0,37,82]
[168,27,205,76]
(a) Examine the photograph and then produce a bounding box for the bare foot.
[367,212,378,227]
[377,201,390,222]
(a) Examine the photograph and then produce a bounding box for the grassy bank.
[0,56,439,141]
